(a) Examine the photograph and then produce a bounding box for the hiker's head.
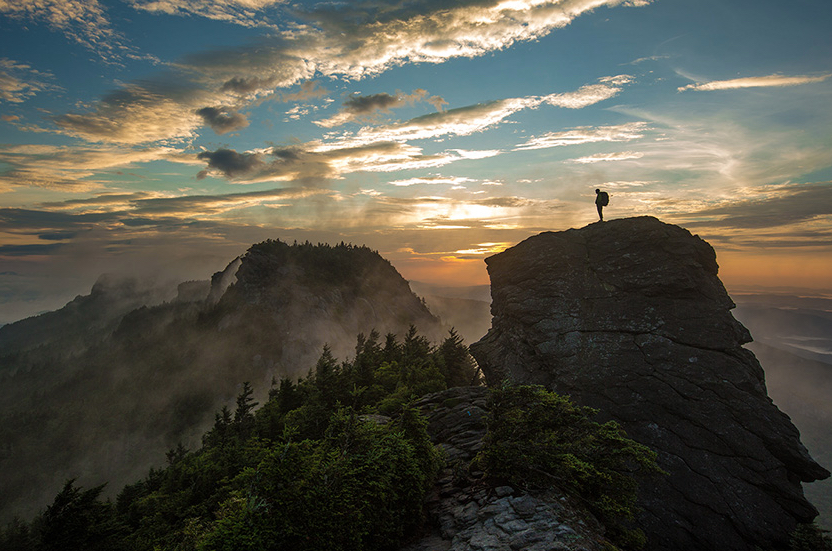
[595,189,600,194]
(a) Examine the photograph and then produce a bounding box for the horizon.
[2,0,831,325]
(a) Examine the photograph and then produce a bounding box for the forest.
[0,327,475,551]
[2,322,829,551]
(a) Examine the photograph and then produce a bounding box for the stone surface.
[401,387,610,551]
[470,216,830,551]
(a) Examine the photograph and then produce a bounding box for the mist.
[0,241,446,524]
[733,295,832,529]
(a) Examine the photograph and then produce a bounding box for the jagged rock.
[470,217,830,551]
[402,387,610,551]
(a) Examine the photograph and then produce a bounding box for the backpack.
[598,191,609,206]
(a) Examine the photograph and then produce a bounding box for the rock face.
[470,217,830,551]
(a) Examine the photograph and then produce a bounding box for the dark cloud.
[0,243,65,256]
[343,93,402,114]
[195,142,430,184]
[39,231,79,241]
[0,208,116,230]
[684,182,832,229]
[220,76,278,95]
[196,148,266,179]
[196,106,249,134]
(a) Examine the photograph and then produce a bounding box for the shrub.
[476,384,664,549]
[199,407,434,551]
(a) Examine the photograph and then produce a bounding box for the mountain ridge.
[0,239,442,523]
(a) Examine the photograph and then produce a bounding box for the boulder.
[470,217,830,551]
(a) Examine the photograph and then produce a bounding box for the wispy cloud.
[126,0,286,28]
[678,73,832,92]
[571,151,644,163]
[315,89,446,128]
[0,0,127,60]
[543,75,632,108]
[680,182,832,230]
[389,176,478,187]
[514,122,648,150]
[0,58,58,104]
[195,142,500,184]
[0,144,194,190]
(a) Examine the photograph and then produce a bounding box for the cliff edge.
[470,216,829,551]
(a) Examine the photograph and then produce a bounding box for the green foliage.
[789,523,832,551]
[38,480,126,551]
[3,326,460,551]
[476,384,664,550]
[200,408,431,551]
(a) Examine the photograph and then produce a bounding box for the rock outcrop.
[403,387,611,551]
[470,217,830,551]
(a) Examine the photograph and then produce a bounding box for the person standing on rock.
[595,189,609,221]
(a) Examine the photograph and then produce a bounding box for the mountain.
[0,240,442,523]
[470,217,830,551]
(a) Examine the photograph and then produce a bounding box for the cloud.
[45,0,649,143]
[571,151,644,163]
[0,58,57,104]
[543,75,632,108]
[195,141,495,184]
[52,82,211,144]
[192,73,633,186]
[315,89,446,127]
[126,0,286,28]
[514,122,648,150]
[195,106,249,134]
[680,182,832,230]
[326,98,539,148]
[0,0,126,60]
[0,144,194,190]
[277,80,329,102]
[678,74,832,92]
[389,176,478,187]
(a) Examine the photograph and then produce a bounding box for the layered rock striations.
[470,217,830,551]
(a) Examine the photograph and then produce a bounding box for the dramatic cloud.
[44,0,647,143]
[678,74,832,92]
[514,122,648,150]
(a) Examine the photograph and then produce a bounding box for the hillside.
[0,240,442,523]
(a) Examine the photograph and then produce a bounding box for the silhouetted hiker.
[595,188,609,221]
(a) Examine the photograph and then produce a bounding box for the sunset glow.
[2,0,831,323]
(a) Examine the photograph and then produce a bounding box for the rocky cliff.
[470,216,830,551]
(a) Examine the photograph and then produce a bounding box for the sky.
[1,0,831,324]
